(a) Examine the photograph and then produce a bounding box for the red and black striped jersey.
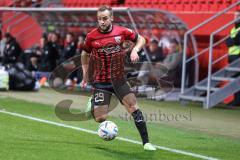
[83,25,138,83]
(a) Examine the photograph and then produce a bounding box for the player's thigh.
[114,82,138,113]
[93,89,112,122]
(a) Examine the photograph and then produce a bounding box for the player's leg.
[92,89,112,122]
[93,105,108,122]
[122,93,156,150]
[115,82,156,150]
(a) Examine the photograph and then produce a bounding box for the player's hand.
[80,80,88,88]
[130,49,139,62]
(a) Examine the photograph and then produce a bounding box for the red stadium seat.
[4,0,14,7]
[183,0,191,11]
[124,0,131,6]
[0,0,5,6]
[199,0,209,11]
[88,0,97,7]
[225,0,233,8]
[65,0,74,7]
[110,0,119,7]
[71,0,79,7]
[92,0,101,6]
[76,0,82,7]
[125,0,137,7]
[158,0,168,10]
[167,0,176,11]
[76,0,85,7]
[151,0,159,8]
[175,0,184,11]
[138,0,145,7]
[191,0,201,11]
[97,0,108,7]
[209,0,218,11]
[133,0,139,7]
[217,0,226,11]
[143,0,151,8]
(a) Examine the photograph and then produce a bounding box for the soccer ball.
[98,121,118,141]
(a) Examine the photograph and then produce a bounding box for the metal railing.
[206,17,240,108]
[181,1,240,95]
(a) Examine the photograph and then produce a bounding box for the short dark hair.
[150,39,158,44]
[78,33,86,39]
[97,5,113,16]
[5,32,12,38]
[67,32,74,38]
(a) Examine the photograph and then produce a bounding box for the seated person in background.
[60,32,77,86]
[60,32,77,63]
[160,38,182,87]
[137,38,165,85]
[76,33,86,55]
[27,46,42,72]
[124,39,163,79]
[2,33,22,65]
[39,33,60,72]
[137,38,182,98]
[145,38,164,63]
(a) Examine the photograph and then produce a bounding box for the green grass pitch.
[0,97,240,160]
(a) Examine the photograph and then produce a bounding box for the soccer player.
[80,5,156,151]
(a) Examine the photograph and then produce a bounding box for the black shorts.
[92,81,132,106]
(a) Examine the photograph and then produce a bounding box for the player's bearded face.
[97,10,113,32]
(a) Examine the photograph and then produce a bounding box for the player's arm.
[80,50,90,87]
[130,34,146,62]
[80,33,92,87]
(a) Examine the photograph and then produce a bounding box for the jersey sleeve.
[82,35,93,53]
[123,28,138,42]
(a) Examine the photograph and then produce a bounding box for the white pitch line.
[0,109,219,160]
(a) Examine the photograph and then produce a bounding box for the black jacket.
[3,39,22,65]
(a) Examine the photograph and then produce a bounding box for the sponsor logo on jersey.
[114,36,122,44]
[93,41,101,47]
[98,44,121,54]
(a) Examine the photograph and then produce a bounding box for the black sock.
[132,109,149,145]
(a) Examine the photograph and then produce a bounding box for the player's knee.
[123,94,136,106]
[127,96,137,107]
[95,115,107,123]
